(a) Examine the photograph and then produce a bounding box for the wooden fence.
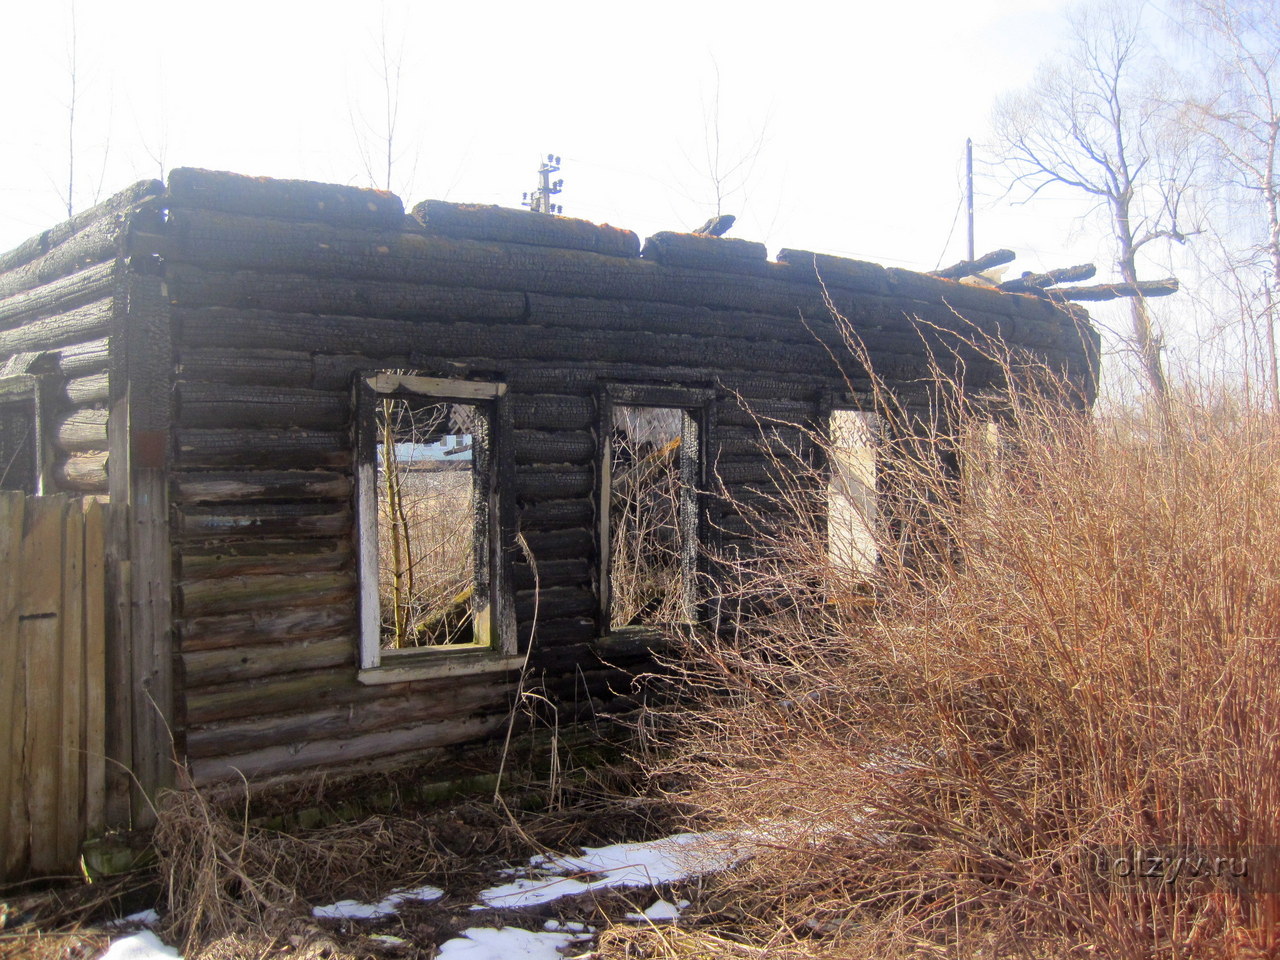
[1,493,107,879]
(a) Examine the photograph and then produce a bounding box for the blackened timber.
[999,264,1096,293]
[160,210,928,319]
[927,249,1017,281]
[58,338,110,375]
[175,428,351,468]
[514,466,594,501]
[640,232,768,275]
[0,297,115,355]
[176,349,314,387]
[0,216,124,300]
[1052,278,1179,301]
[517,498,594,527]
[167,168,405,229]
[512,558,591,592]
[175,502,351,539]
[0,261,117,328]
[163,263,526,323]
[173,470,351,504]
[174,306,847,379]
[0,179,160,275]
[512,429,596,465]
[63,373,110,405]
[516,585,596,622]
[414,200,641,258]
[510,394,596,430]
[176,382,348,429]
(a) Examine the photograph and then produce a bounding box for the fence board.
[82,500,107,836]
[0,494,108,879]
[0,492,24,876]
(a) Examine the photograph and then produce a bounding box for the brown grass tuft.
[646,356,1280,958]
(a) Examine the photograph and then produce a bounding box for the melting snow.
[624,898,683,922]
[311,883,444,919]
[434,926,584,959]
[477,831,743,909]
[99,931,182,960]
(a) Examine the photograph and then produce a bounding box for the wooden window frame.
[354,372,521,684]
[596,383,715,632]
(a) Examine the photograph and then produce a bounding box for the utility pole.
[522,154,564,214]
[965,138,975,262]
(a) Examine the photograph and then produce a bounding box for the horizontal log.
[173,469,351,504]
[189,713,511,785]
[512,557,592,592]
[0,178,160,275]
[184,667,359,724]
[928,249,1017,281]
[0,296,114,356]
[775,249,892,295]
[640,232,768,275]
[175,428,351,468]
[175,502,351,539]
[514,466,594,501]
[517,527,595,561]
[0,260,117,329]
[510,394,596,430]
[999,263,1096,292]
[513,429,597,465]
[517,497,594,527]
[1053,279,1179,301]
[178,603,354,653]
[167,168,404,228]
[58,337,110,375]
[0,214,123,301]
[178,537,351,581]
[158,209,894,320]
[414,200,640,258]
[177,570,353,617]
[173,305,848,381]
[54,407,108,452]
[176,348,314,387]
[519,616,597,647]
[165,262,526,324]
[182,634,354,686]
[184,673,514,760]
[516,585,597,622]
[61,372,109,406]
[55,451,108,491]
[177,381,348,429]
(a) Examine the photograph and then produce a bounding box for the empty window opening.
[0,386,37,494]
[827,410,879,580]
[608,404,697,629]
[375,395,487,651]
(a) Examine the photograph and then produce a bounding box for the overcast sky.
[0,0,1124,274]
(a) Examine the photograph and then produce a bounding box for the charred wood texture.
[414,199,640,258]
[928,249,1017,280]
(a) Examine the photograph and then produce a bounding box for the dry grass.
[642,363,1280,958]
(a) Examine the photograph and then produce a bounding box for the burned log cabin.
[0,169,1097,821]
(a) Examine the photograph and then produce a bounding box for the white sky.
[1,0,1099,269]
[3,0,1229,380]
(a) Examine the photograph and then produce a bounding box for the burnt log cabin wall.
[0,168,1099,797]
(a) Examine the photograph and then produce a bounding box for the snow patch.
[312,883,444,919]
[477,831,744,909]
[434,926,580,959]
[624,898,683,922]
[99,931,182,960]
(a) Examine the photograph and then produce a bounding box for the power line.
[522,154,564,215]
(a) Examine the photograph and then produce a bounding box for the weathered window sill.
[358,650,528,685]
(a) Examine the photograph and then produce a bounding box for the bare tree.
[349,3,417,196]
[1178,0,1280,407]
[993,2,1199,398]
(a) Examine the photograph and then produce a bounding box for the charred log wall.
[4,169,1097,789]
